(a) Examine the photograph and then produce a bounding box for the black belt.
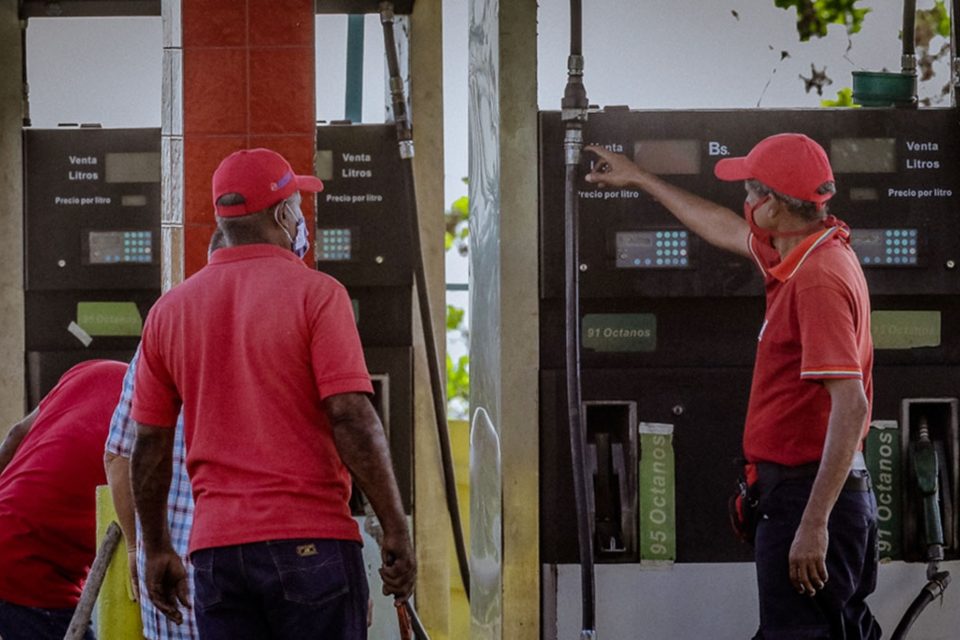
[755,462,871,493]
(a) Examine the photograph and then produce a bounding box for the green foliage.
[820,87,859,107]
[444,188,470,256]
[446,304,465,332]
[916,0,951,42]
[445,353,470,418]
[774,0,871,41]
[445,184,470,419]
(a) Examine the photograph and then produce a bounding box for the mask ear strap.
[273,200,295,245]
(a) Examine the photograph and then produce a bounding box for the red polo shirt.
[131,244,372,552]
[0,360,126,608]
[743,225,873,466]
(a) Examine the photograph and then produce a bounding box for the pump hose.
[890,571,950,640]
[379,2,471,600]
[562,0,597,637]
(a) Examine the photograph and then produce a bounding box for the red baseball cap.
[713,133,835,206]
[212,148,324,218]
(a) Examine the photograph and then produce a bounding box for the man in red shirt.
[0,359,128,640]
[130,148,414,640]
[586,134,879,639]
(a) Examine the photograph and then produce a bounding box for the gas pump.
[315,121,416,517]
[315,5,467,638]
[539,12,960,640]
[23,126,161,408]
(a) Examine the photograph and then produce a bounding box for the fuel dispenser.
[315,121,415,515]
[23,127,161,408]
[538,106,960,634]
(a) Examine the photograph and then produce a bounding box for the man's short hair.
[746,179,836,221]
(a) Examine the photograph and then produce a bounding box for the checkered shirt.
[105,348,198,640]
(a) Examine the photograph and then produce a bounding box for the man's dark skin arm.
[324,392,416,601]
[789,378,870,597]
[131,423,189,623]
[0,408,39,474]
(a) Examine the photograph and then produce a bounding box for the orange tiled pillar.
[177,0,316,277]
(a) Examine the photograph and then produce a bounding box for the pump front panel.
[24,128,161,407]
[316,123,415,513]
[539,108,960,569]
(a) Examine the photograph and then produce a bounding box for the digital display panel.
[318,228,354,261]
[633,140,700,175]
[616,230,689,268]
[830,138,896,173]
[87,230,153,264]
[851,228,918,266]
[105,152,161,183]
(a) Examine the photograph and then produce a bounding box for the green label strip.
[76,302,143,337]
[865,420,902,561]
[638,422,675,564]
[871,310,940,350]
[582,313,657,352]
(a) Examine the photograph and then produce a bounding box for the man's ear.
[766,198,786,221]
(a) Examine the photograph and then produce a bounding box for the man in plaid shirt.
[103,229,223,640]
[105,347,198,640]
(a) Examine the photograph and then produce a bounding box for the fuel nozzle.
[911,419,945,573]
[561,54,588,168]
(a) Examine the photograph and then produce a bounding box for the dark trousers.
[0,599,93,640]
[753,473,881,640]
[191,539,369,640]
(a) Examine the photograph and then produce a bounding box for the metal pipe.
[561,0,595,637]
[379,1,471,600]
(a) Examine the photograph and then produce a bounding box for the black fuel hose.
[890,571,950,640]
[953,0,960,96]
[379,2,471,600]
[902,0,917,60]
[562,0,596,636]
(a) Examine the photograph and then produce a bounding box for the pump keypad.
[852,228,919,267]
[616,230,689,268]
[318,228,354,261]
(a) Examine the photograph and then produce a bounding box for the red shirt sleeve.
[309,283,373,400]
[130,309,181,427]
[796,284,863,380]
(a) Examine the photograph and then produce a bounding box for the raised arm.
[585,145,751,258]
[324,392,416,601]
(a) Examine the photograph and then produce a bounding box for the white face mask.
[275,198,309,258]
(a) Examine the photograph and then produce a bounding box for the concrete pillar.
[468,1,540,638]
[407,3,452,636]
[163,0,317,287]
[0,0,25,429]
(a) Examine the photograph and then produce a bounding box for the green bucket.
[852,71,917,107]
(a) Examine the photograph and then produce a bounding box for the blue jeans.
[0,599,93,640]
[753,473,881,639]
[191,539,369,640]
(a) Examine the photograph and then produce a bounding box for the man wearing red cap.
[587,134,879,639]
[130,148,415,639]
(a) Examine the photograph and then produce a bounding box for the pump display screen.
[105,152,161,183]
[86,230,153,264]
[616,230,689,268]
[830,138,896,173]
[851,228,918,266]
[318,228,354,261]
[633,140,700,175]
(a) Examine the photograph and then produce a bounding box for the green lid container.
[852,71,917,107]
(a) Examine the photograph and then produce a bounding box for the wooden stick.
[64,521,122,640]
